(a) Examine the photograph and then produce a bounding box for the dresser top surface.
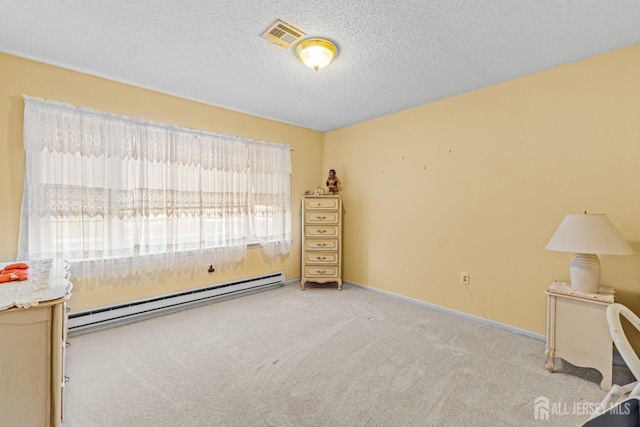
[0,260,71,311]
[545,281,614,304]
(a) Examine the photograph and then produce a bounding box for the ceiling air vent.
[261,19,305,48]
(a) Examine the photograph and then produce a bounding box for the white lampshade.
[295,38,338,71]
[546,213,634,293]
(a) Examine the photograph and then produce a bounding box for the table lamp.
[545,213,634,294]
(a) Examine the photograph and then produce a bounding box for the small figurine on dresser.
[326,169,342,194]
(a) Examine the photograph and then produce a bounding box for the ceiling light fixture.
[295,38,338,71]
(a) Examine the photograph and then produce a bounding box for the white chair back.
[606,303,640,380]
[583,304,640,424]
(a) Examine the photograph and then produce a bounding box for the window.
[19,97,291,277]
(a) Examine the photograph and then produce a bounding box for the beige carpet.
[63,282,631,426]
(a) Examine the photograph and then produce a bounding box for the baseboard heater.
[67,271,285,335]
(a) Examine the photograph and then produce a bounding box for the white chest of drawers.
[0,260,72,427]
[301,196,343,290]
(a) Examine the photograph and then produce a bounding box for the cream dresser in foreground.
[301,195,342,290]
[544,281,614,391]
[0,260,72,427]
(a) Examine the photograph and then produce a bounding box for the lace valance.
[24,96,291,174]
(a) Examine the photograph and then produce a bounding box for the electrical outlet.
[460,272,469,285]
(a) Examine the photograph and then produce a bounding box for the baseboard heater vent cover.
[67,271,284,334]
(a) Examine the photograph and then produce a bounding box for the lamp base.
[569,253,601,294]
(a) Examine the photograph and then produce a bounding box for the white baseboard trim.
[283,277,302,287]
[342,281,546,342]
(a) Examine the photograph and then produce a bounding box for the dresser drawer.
[304,198,339,210]
[305,266,339,278]
[305,239,338,251]
[306,225,339,237]
[305,211,339,224]
[305,252,338,264]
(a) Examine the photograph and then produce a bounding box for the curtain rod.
[23,95,293,150]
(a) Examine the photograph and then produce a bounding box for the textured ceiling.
[1,1,640,132]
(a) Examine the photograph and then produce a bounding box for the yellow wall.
[3,45,640,336]
[0,52,323,311]
[325,44,640,334]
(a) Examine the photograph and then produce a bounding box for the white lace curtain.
[19,97,291,277]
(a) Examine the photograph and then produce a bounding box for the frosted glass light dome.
[295,38,338,71]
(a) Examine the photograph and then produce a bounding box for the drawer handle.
[317,216,327,220]
[319,243,327,247]
[316,256,327,260]
[318,270,327,274]
[316,203,322,207]
[318,229,327,234]
[65,340,71,348]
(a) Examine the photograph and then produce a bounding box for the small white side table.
[545,282,614,391]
